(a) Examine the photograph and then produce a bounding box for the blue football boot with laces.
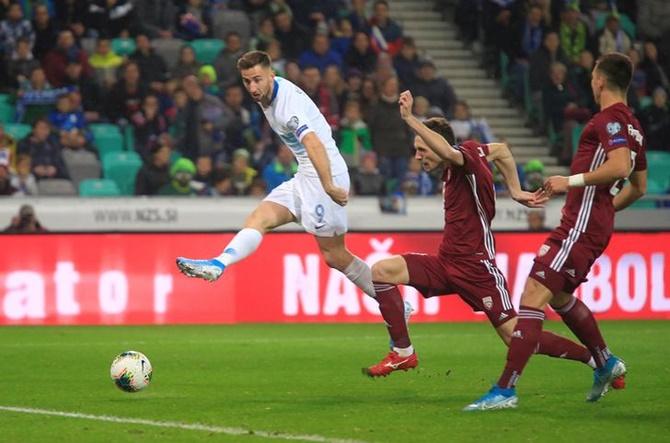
[587,355,627,402]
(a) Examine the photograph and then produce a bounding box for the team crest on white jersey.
[483,296,493,310]
[606,121,621,135]
[287,115,299,131]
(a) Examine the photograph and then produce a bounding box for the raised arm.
[487,143,547,208]
[398,90,464,166]
[302,132,348,206]
[613,168,647,211]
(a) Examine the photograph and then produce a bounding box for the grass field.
[0,321,668,442]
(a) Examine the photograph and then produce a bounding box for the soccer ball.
[110,351,153,392]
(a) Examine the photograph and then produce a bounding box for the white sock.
[343,256,375,298]
[215,228,263,266]
[393,345,414,357]
[587,356,597,369]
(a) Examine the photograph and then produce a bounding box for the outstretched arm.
[487,143,547,208]
[398,90,464,166]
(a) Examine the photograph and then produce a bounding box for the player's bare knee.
[371,261,392,283]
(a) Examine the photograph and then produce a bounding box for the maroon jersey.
[548,102,647,269]
[439,140,496,259]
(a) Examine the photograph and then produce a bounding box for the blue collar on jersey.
[269,79,279,104]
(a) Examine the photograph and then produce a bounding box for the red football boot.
[364,351,418,377]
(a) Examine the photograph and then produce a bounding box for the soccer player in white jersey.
[176,51,376,299]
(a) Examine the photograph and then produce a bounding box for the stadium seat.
[37,178,77,196]
[124,125,134,151]
[571,124,584,154]
[79,178,121,197]
[0,94,11,104]
[62,149,101,189]
[190,39,225,64]
[0,102,15,122]
[112,38,136,56]
[103,151,142,195]
[90,123,124,157]
[3,122,31,141]
[594,13,636,39]
[646,151,670,191]
[152,38,183,70]
[211,9,251,43]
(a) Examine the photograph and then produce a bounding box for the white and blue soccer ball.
[110,351,153,392]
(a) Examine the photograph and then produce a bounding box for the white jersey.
[260,77,348,178]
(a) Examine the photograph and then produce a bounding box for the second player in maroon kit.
[466,52,646,411]
[364,90,601,378]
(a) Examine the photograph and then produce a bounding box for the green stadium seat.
[79,178,121,197]
[112,38,136,56]
[103,151,142,195]
[646,151,670,190]
[571,123,584,154]
[0,102,15,122]
[90,123,124,156]
[190,39,224,64]
[124,125,135,151]
[3,122,31,140]
[0,94,11,104]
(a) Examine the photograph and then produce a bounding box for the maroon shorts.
[530,237,602,294]
[402,253,516,327]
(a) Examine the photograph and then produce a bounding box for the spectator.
[299,33,343,72]
[129,34,169,94]
[208,167,234,196]
[348,0,368,32]
[568,49,597,112]
[372,52,397,88]
[170,45,201,81]
[331,18,354,58]
[340,69,363,104]
[366,75,411,186]
[523,158,545,192]
[637,0,670,41]
[0,150,17,196]
[640,41,670,96]
[527,209,546,231]
[192,154,213,193]
[352,151,385,196]
[250,16,275,51]
[598,14,632,56]
[18,119,69,180]
[197,64,218,96]
[0,124,17,171]
[559,3,589,65]
[412,95,431,121]
[176,75,226,160]
[104,61,147,123]
[339,99,371,168]
[213,32,245,90]
[176,0,211,40]
[43,30,93,87]
[360,76,379,115]
[54,0,88,39]
[284,59,302,85]
[401,156,433,196]
[248,177,267,197]
[133,0,178,38]
[628,47,647,100]
[640,87,670,152]
[31,3,57,61]
[10,153,38,196]
[222,84,255,155]
[274,10,308,60]
[393,36,421,90]
[3,204,47,233]
[89,37,125,89]
[262,144,297,192]
[323,65,346,107]
[450,100,494,143]
[6,36,40,89]
[344,31,376,74]
[508,5,545,103]
[367,0,403,56]
[63,61,103,122]
[301,66,340,130]
[131,94,168,158]
[266,39,286,76]
[0,2,34,60]
[49,93,88,138]
[159,157,197,196]
[230,148,256,195]
[17,67,69,124]
[134,137,171,195]
[87,0,136,38]
[529,31,569,94]
[542,62,576,132]
[411,60,457,117]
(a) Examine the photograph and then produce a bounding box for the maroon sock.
[373,283,410,348]
[555,297,611,367]
[497,306,545,389]
[537,331,592,365]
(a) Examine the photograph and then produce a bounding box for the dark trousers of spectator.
[509,60,529,104]
[378,155,408,193]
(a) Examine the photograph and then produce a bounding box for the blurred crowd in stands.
[0,0,668,202]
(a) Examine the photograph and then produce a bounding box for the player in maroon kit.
[466,52,647,410]
[365,90,602,379]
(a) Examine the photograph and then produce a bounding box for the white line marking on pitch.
[0,406,368,443]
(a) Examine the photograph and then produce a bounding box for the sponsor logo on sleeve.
[606,121,621,135]
[609,136,627,146]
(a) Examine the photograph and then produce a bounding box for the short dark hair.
[423,117,456,146]
[595,52,633,92]
[237,51,271,71]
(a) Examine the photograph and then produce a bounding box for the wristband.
[568,173,585,187]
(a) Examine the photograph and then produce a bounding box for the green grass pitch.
[0,321,668,442]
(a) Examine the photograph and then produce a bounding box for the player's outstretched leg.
[364,284,417,377]
[176,228,262,282]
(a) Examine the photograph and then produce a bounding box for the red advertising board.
[1,232,669,325]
